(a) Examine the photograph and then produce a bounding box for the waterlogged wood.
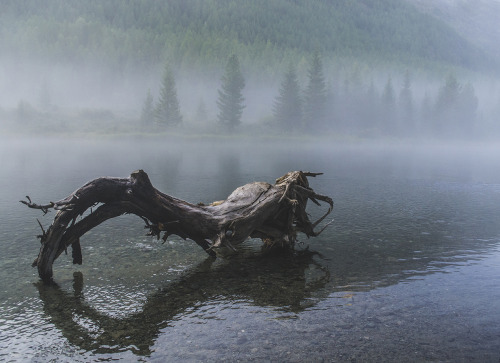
[22,170,333,283]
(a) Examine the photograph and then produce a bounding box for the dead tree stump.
[21,170,333,283]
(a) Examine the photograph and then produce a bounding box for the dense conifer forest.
[1,0,493,72]
[1,0,499,139]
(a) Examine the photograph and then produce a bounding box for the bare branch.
[23,170,333,284]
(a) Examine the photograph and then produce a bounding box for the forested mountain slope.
[409,0,500,65]
[0,0,493,73]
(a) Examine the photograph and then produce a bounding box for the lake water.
[1,136,499,362]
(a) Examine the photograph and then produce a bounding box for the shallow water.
[1,137,500,362]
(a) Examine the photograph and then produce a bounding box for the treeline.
[140,55,246,132]
[139,54,487,140]
[0,0,493,74]
[327,72,480,139]
[5,52,493,139]
[2,0,498,139]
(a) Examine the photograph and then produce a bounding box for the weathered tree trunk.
[22,170,333,284]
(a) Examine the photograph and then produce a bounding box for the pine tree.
[303,52,327,131]
[420,92,434,136]
[435,77,478,138]
[343,66,365,131]
[217,54,245,131]
[456,82,478,135]
[361,80,380,135]
[435,73,460,115]
[155,64,182,127]
[273,64,302,131]
[381,76,396,135]
[399,70,414,135]
[140,89,155,126]
[434,73,461,136]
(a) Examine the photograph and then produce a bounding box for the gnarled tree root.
[22,170,333,284]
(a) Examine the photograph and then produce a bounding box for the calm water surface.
[0,137,499,362]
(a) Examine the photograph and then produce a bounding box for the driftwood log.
[22,170,333,283]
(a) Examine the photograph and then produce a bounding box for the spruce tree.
[360,80,380,135]
[381,76,396,135]
[435,74,477,138]
[456,82,478,135]
[140,89,155,126]
[420,92,433,136]
[303,52,327,131]
[434,73,461,136]
[435,73,460,115]
[155,64,182,127]
[273,64,302,131]
[217,54,245,131]
[399,70,414,135]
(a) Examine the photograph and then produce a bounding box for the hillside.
[0,0,493,73]
[408,0,500,65]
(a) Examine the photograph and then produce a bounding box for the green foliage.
[0,0,492,139]
[273,64,302,131]
[382,77,396,110]
[140,89,155,126]
[303,52,327,131]
[155,65,182,127]
[435,73,461,114]
[398,70,414,135]
[381,76,397,134]
[433,74,478,137]
[217,54,245,130]
[0,0,494,74]
[457,83,478,129]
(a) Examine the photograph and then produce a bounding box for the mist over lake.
[2,0,500,361]
[1,137,499,361]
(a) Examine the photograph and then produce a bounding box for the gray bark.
[22,170,333,284]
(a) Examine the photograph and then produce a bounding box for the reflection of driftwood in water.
[22,170,332,283]
[35,250,330,356]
